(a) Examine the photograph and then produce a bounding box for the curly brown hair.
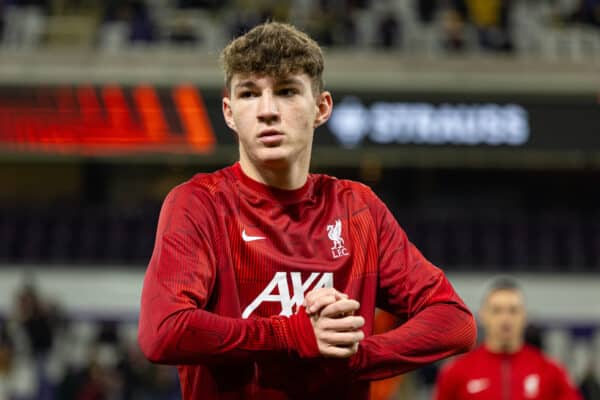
[220,22,325,95]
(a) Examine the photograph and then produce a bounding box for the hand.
[304,287,348,315]
[303,288,365,358]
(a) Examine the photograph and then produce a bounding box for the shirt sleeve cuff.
[287,306,320,358]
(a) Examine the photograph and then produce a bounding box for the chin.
[499,336,517,346]
[255,149,292,167]
[260,158,290,170]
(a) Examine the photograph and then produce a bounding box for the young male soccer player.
[434,277,582,400]
[138,22,477,399]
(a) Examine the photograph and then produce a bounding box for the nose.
[257,90,280,124]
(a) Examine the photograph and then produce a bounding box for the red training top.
[138,163,476,400]
[434,344,583,400]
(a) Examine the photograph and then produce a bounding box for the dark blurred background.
[0,0,599,399]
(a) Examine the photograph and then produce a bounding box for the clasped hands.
[303,288,365,358]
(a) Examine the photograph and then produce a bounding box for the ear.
[222,95,237,132]
[314,91,333,128]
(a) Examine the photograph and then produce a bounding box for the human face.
[480,289,527,352]
[222,73,332,171]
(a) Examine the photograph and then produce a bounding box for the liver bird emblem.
[326,219,344,250]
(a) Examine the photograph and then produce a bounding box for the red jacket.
[138,163,477,399]
[435,344,582,400]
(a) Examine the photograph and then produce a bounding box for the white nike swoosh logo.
[467,379,490,394]
[242,229,266,242]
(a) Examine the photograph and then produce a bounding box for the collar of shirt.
[231,162,315,205]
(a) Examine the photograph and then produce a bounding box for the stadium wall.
[0,267,597,323]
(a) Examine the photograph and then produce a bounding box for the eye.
[278,87,298,97]
[238,90,255,99]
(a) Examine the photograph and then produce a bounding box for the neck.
[238,157,309,190]
[485,337,523,354]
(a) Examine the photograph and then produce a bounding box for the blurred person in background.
[118,348,180,400]
[71,359,123,400]
[377,9,400,49]
[417,0,438,24]
[57,320,179,400]
[579,361,600,400]
[98,0,157,51]
[417,0,470,52]
[128,0,156,45]
[305,2,335,46]
[1,0,48,49]
[228,0,277,41]
[176,0,221,9]
[97,0,132,51]
[0,0,4,44]
[465,0,513,51]
[571,0,600,26]
[304,0,360,47]
[434,277,582,400]
[13,285,54,361]
[441,1,468,51]
[11,283,58,400]
[0,323,15,400]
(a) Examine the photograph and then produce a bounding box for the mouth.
[258,129,284,146]
[258,129,283,138]
[500,325,513,334]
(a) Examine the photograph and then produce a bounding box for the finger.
[320,299,360,318]
[320,343,359,359]
[305,288,347,306]
[319,330,365,346]
[305,289,348,314]
[335,291,349,300]
[320,315,365,332]
[307,294,338,314]
[304,288,338,309]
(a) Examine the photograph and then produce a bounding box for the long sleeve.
[349,192,477,380]
[138,183,319,365]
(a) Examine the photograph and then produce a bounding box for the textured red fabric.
[138,163,476,399]
[434,344,583,400]
[287,306,321,358]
